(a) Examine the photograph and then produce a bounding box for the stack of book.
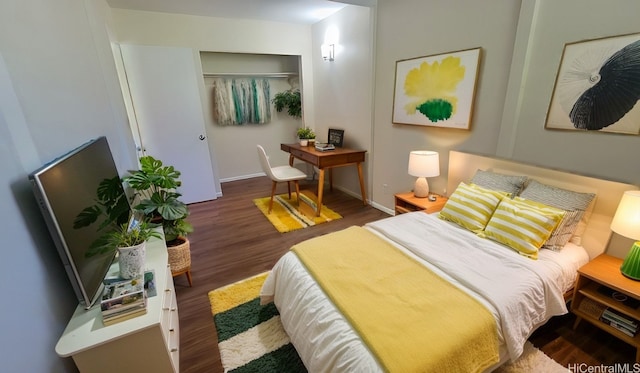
[315,142,335,152]
[600,307,639,337]
[100,274,147,326]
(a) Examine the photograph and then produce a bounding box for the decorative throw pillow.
[438,182,509,233]
[519,180,596,250]
[471,169,528,197]
[479,197,566,259]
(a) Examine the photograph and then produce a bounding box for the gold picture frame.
[545,32,640,135]
[392,47,481,129]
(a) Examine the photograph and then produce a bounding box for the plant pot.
[118,242,146,279]
[167,237,192,286]
[167,237,191,274]
[299,139,308,146]
[308,139,316,147]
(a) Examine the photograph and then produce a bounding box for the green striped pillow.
[479,197,565,259]
[438,183,509,233]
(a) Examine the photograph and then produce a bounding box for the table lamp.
[408,151,440,198]
[611,190,640,280]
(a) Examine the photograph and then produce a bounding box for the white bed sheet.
[261,212,589,372]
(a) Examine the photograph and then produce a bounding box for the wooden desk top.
[281,143,366,168]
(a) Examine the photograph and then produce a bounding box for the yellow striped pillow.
[438,183,509,233]
[479,197,565,259]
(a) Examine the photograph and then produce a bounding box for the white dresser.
[55,237,179,373]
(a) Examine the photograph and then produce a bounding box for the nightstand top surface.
[580,254,640,298]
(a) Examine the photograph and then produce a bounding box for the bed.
[260,151,638,372]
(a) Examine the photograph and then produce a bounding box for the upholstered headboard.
[447,151,638,260]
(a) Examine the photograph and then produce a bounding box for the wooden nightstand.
[571,254,640,362]
[394,192,447,215]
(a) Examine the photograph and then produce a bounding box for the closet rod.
[203,72,298,78]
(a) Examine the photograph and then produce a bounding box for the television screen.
[29,137,129,309]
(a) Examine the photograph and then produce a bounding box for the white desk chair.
[257,145,307,213]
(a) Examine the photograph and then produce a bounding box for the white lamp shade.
[408,151,440,177]
[611,190,640,240]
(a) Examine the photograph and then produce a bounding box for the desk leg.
[357,162,367,205]
[329,168,333,192]
[316,168,325,216]
[288,154,294,167]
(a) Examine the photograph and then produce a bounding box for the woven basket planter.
[167,237,192,286]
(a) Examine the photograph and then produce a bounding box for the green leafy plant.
[296,127,315,140]
[101,221,161,253]
[123,156,193,245]
[272,89,302,118]
[73,176,133,257]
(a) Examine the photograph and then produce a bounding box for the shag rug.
[253,193,341,233]
[208,273,569,373]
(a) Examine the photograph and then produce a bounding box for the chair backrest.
[256,145,276,180]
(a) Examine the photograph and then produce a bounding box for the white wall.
[311,5,375,200]
[371,0,522,210]
[3,1,640,370]
[110,9,316,179]
[500,0,640,186]
[0,0,137,371]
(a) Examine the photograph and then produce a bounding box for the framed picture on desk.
[328,128,344,147]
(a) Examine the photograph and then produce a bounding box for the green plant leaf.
[162,218,193,242]
[73,205,102,229]
[272,89,302,118]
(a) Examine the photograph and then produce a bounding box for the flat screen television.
[29,137,130,309]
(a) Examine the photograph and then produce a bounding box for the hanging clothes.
[212,78,271,125]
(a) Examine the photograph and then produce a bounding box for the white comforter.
[261,212,588,372]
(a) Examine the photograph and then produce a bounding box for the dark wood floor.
[176,177,635,373]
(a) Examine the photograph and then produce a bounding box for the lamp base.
[621,271,640,281]
[413,177,430,198]
[620,241,640,281]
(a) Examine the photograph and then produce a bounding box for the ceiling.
[106,0,350,25]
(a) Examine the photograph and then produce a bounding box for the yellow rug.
[253,193,341,233]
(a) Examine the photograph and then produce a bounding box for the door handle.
[199,135,206,141]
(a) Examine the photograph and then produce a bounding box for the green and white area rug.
[208,272,306,373]
[253,193,341,233]
[208,273,569,373]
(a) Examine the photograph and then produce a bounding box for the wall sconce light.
[408,151,440,198]
[321,44,335,61]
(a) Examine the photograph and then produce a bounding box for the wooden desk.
[281,143,367,216]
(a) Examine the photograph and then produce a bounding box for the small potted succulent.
[296,127,316,146]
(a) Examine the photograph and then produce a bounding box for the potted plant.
[73,176,161,279]
[272,89,302,118]
[104,221,161,279]
[296,127,316,146]
[73,175,134,256]
[123,156,194,285]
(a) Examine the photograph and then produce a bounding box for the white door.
[120,44,218,204]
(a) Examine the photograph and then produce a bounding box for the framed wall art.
[328,128,344,147]
[392,47,481,129]
[545,32,640,135]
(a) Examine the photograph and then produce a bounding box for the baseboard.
[220,176,393,216]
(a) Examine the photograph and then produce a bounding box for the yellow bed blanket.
[292,226,499,373]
